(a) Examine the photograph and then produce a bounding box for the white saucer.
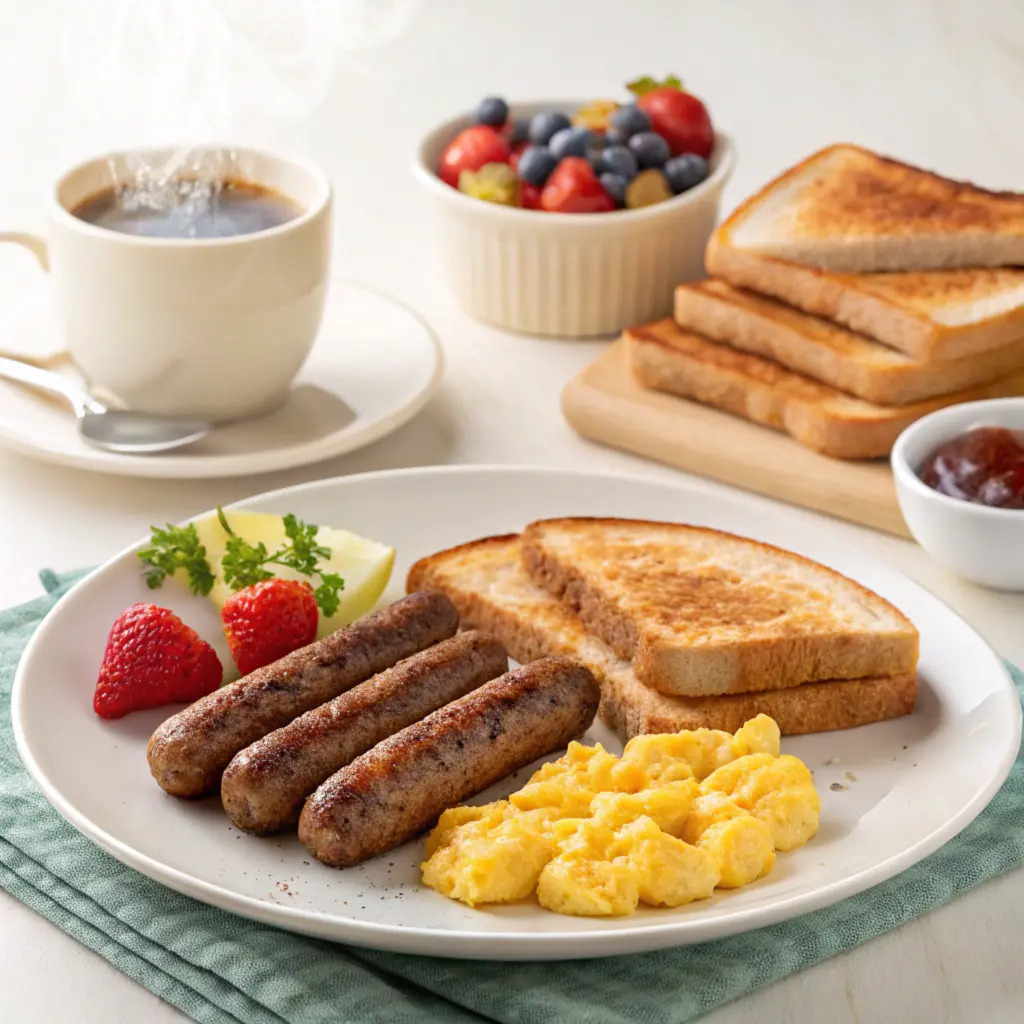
[0,279,443,478]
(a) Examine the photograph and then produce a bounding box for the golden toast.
[674,279,1024,405]
[406,534,917,738]
[715,143,1024,273]
[520,518,919,697]
[704,244,1024,361]
[626,318,1024,459]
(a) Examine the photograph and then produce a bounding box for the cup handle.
[0,232,49,271]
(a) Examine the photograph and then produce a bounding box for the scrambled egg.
[701,753,821,851]
[421,714,818,917]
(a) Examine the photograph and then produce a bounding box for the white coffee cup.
[0,146,332,422]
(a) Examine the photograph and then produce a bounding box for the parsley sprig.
[136,510,345,617]
[216,509,345,617]
[138,522,216,596]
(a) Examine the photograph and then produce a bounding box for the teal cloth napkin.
[3,570,1024,1024]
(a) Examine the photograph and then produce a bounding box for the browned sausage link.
[147,592,459,798]
[220,631,509,834]
[297,656,601,867]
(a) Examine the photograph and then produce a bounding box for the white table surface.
[2,1,1023,1021]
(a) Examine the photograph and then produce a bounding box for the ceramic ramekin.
[413,102,735,338]
[892,397,1024,590]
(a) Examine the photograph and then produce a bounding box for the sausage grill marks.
[220,631,509,834]
[147,591,460,797]
[297,656,601,867]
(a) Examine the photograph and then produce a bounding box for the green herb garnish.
[216,508,345,615]
[137,522,216,596]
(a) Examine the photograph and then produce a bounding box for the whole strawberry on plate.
[93,604,223,719]
[221,578,319,675]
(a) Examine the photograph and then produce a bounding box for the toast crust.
[520,517,919,697]
[407,534,917,739]
[705,239,1024,360]
[600,666,916,738]
[626,319,1024,459]
[674,280,1024,405]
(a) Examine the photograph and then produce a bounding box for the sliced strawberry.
[520,182,542,209]
[93,604,222,719]
[540,157,616,213]
[221,578,318,676]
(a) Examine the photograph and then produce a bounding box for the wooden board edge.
[562,339,912,539]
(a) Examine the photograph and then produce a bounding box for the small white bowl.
[892,397,1024,590]
[413,101,735,338]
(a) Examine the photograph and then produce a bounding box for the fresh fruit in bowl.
[541,158,616,214]
[627,74,714,159]
[572,99,620,132]
[435,75,714,214]
[438,124,512,188]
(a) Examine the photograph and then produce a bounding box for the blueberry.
[628,131,671,169]
[508,117,530,146]
[664,153,709,193]
[609,104,652,140]
[475,96,509,127]
[517,146,558,187]
[549,126,595,161]
[599,172,628,207]
[603,127,627,147]
[600,145,638,181]
[529,110,572,146]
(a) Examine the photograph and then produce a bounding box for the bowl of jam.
[918,426,1024,510]
[892,398,1024,590]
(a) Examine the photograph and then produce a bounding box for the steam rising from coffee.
[61,0,427,233]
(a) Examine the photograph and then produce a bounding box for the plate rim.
[0,279,445,479]
[12,464,1022,958]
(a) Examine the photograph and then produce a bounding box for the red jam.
[918,426,1024,509]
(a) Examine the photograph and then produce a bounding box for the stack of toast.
[408,517,919,740]
[625,144,1024,459]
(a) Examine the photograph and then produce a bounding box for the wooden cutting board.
[562,338,910,538]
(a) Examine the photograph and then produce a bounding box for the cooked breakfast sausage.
[297,656,601,867]
[147,592,459,798]
[220,631,509,834]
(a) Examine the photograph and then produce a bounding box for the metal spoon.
[0,355,212,454]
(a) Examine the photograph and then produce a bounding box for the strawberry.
[93,604,223,719]
[221,578,318,675]
[508,140,528,172]
[520,182,542,209]
[540,157,616,214]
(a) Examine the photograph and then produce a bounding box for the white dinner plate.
[0,279,443,478]
[12,466,1021,959]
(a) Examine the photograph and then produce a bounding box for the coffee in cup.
[71,179,303,240]
[0,146,332,422]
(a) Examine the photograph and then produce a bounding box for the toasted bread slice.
[705,240,1024,361]
[406,535,916,738]
[627,319,1024,459]
[718,143,1024,273]
[519,517,919,698]
[674,279,1024,405]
